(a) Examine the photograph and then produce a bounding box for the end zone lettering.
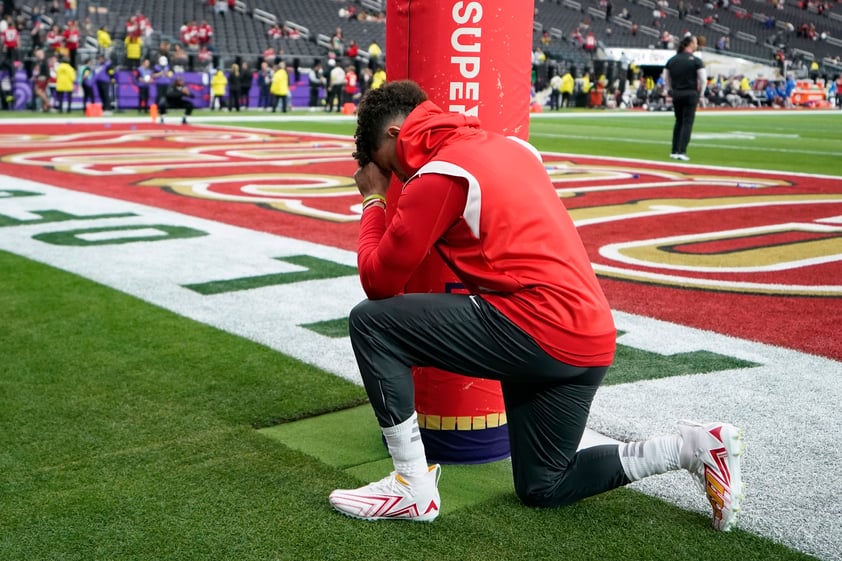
[449,1,482,116]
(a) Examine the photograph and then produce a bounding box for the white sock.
[618,434,682,482]
[381,412,429,482]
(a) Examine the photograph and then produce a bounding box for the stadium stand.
[532,0,841,73]
[75,0,387,67]
[3,0,839,113]
[9,0,837,75]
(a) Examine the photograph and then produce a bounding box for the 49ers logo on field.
[541,158,842,297]
[1,125,840,299]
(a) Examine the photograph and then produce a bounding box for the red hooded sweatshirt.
[357,101,615,366]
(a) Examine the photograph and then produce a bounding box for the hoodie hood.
[396,101,485,177]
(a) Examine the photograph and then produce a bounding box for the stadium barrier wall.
[1,69,317,111]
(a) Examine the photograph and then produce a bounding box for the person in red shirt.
[344,39,359,59]
[137,13,152,37]
[62,20,80,68]
[328,81,745,532]
[584,30,597,52]
[267,24,282,41]
[343,65,357,105]
[197,20,213,47]
[124,16,138,38]
[180,20,199,51]
[262,46,275,64]
[2,22,19,62]
[45,23,63,54]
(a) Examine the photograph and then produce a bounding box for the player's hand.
[354,162,391,199]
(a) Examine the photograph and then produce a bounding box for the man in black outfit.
[159,77,195,125]
[663,35,706,161]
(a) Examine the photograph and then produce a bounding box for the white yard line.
[532,132,842,158]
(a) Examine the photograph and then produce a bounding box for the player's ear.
[385,124,401,139]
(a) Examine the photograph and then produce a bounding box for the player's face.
[369,139,394,178]
[370,124,407,181]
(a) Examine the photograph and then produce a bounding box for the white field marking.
[0,129,282,147]
[729,131,801,138]
[0,108,838,128]
[576,197,842,228]
[592,312,842,561]
[540,150,842,180]
[591,263,842,294]
[1,177,840,561]
[599,222,842,274]
[532,132,842,158]
[0,114,358,127]
[0,108,837,133]
[75,227,175,242]
[0,176,366,385]
[692,131,802,140]
[548,180,789,196]
[528,108,842,119]
[3,146,356,176]
[693,132,756,139]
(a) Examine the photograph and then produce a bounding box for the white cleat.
[679,420,745,531]
[329,464,441,522]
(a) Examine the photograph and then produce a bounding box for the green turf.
[183,255,358,295]
[528,112,842,176]
[259,405,515,514]
[608,348,758,385]
[301,317,352,338]
[0,250,818,561]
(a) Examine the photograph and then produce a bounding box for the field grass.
[1,109,838,561]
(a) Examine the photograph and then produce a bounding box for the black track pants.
[671,90,699,154]
[349,293,630,507]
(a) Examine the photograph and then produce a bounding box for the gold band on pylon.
[417,412,508,431]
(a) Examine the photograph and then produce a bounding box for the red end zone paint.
[1,124,840,361]
[0,123,362,249]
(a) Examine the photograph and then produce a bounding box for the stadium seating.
[532,0,841,75]
[19,0,837,77]
[68,0,385,68]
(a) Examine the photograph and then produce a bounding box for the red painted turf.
[1,123,839,361]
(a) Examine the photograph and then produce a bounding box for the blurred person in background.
[663,35,706,161]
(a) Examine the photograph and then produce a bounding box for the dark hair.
[353,80,428,167]
[678,35,695,53]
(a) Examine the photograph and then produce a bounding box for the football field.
[1,109,840,561]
